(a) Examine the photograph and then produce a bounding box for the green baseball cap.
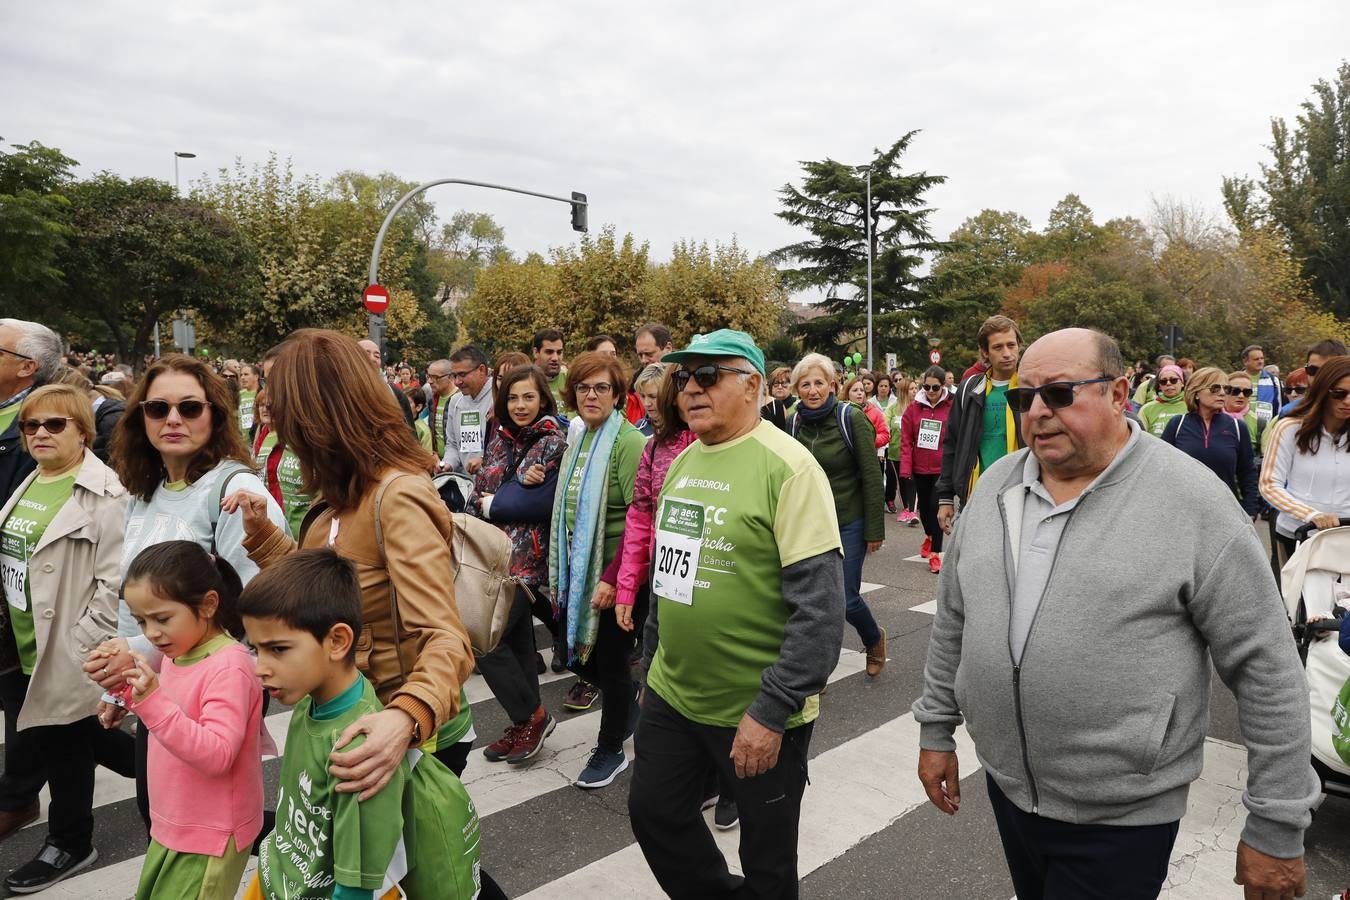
[663,328,766,375]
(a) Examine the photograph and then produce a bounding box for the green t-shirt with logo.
[255,433,313,539]
[0,403,19,437]
[978,381,1010,472]
[548,370,568,414]
[238,389,257,436]
[431,394,452,458]
[1,472,77,674]
[258,676,481,899]
[646,421,842,729]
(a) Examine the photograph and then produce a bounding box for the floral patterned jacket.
[468,416,566,586]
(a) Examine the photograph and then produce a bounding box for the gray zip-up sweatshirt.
[913,431,1318,858]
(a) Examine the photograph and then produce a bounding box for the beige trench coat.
[0,448,126,729]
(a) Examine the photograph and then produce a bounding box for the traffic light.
[570,192,588,233]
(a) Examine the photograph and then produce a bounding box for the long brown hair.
[268,329,436,511]
[653,365,689,442]
[112,354,254,501]
[1294,355,1350,455]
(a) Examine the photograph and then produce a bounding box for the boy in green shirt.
[239,549,481,900]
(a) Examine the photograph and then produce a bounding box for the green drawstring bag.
[1333,676,1350,766]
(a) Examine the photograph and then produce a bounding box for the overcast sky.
[4,1,1347,292]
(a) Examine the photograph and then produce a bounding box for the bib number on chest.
[917,418,943,450]
[653,497,704,606]
[459,410,483,455]
[1254,400,1274,421]
[1,533,28,612]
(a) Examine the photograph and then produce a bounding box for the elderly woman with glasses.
[1139,364,1188,437]
[550,351,648,788]
[1161,367,1259,518]
[0,386,133,892]
[760,366,796,431]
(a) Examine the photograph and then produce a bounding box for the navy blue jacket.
[1161,411,1259,515]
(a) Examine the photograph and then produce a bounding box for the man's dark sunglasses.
[1224,386,1253,398]
[1005,376,1116,413]
[1306,365,1320,377]
[672,364,755,391]
[140,399,211,420]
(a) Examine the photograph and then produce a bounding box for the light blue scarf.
[549,409,624,665]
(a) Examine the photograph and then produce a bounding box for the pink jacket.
[856,401,890,449]
[899,388,952,479]
[612,429,697,607]
[129,641,268,856]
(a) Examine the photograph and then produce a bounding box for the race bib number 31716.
[653,497,704,606]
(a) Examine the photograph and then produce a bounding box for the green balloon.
[855,353,863,365]
[200,348,210,357]
[841,359,850,370]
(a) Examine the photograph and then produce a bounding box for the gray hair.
[790,353,836,389]
[0,318,64,384]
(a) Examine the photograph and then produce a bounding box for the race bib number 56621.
[653,497,704,606]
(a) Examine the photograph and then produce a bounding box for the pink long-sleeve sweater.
[129,639,268,856]
[612,429,698,607]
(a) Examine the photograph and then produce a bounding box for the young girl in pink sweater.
[116,541,268,900]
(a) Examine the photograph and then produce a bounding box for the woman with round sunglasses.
[1260,356,1350,566]
[87,354,286,833]
[789,353,888,676]
[1278,367,1310,419]
[550,351,648,788]
[1138,364,1187,437]
[899,367,953,574]
[0,386,133,892]
[1160,367,1260,518]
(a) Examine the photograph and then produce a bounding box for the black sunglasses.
[140,399,211,420]
[19,416,74,436]
[1306,365,1320,377]
[1289,386,1307,395]
[922,383,944,392]
[673,364,755,391]
[1331,389,1350,401]
[1156,377,1181,386]
[1224,386,1253,398]
[1005,376,1116,413]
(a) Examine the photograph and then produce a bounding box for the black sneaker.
[6,843,98,893]
[714,797,739,830]
[551,639,567,673]
[536,652,547,675]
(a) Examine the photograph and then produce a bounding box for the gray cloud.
[4,0,1346,282]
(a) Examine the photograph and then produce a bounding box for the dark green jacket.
[793,404,884,541]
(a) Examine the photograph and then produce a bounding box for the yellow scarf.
[967,372,1019,497]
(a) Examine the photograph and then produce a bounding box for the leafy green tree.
[1024,275,1169,364]
[0,141,77,313]
[772,133,948,358]
[1223,61,1350,318]
[924,210,1036,367]
[1037,194,1108,262]
[54,174,258,365]
[644,239,786,347]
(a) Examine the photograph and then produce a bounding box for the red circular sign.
[929,349,942,365]
[363,284,390,314]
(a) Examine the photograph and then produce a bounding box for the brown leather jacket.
[243,469,473,743]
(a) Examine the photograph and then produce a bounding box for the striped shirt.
[1258,416,1350,537]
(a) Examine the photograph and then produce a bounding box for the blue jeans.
[839,518,882,648]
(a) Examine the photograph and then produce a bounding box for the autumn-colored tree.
[1001,262,1070,322]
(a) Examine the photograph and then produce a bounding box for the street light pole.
[173,151,197,195]
[865,169,873,372]
[365,178,588,347]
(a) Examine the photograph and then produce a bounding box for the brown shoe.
[0,800,39,843]
[865,627,888,677]
[507,711,557,764]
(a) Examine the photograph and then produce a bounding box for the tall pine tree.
[772,132,947,364]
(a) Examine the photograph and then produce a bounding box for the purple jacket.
[611,429,697,606]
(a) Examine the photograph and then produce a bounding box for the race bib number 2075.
[653,497,704,606]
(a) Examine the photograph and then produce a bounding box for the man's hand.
[591,581,616,610]
[466,458,483,475]
[730,713,782,779]
[918,749,961,815]
[1233,841,1306,899]
[866,540,883,554]
[937,504,955,535]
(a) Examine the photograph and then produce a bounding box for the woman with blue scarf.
[789,353,888,677]
[549,351,648,789]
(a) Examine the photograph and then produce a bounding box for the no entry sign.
[363,284,390,314]
[929,349,942,365]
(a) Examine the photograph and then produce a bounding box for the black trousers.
[477,586,543,724]
[629,689,812,900]
[884,460,916,510]
[0,670,134,855]
[914,472,944,553]
[568,587,646,753]
[987,774,1179,900]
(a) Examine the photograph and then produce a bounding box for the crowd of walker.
[0,312,1347,899]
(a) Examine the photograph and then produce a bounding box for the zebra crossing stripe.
[517,713,981,898]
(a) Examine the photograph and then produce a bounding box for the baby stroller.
[1280,520,1350,799]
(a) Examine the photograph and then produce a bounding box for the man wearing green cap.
[629,328,845,898]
